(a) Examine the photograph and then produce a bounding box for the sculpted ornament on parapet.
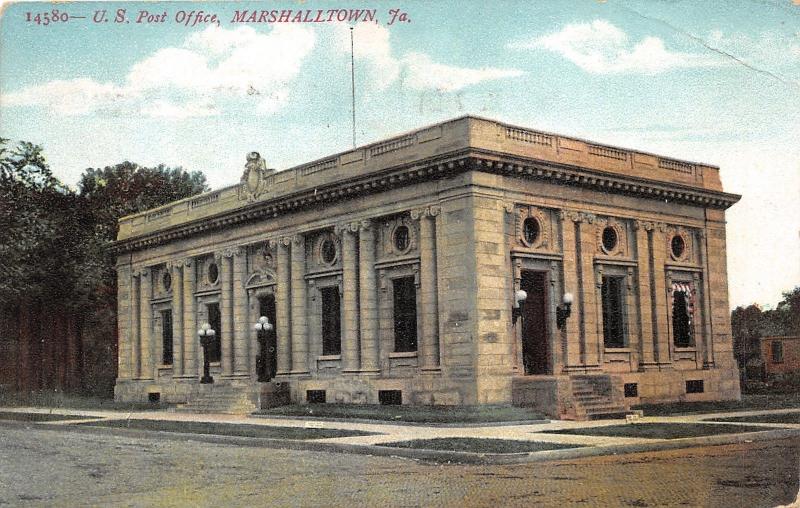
[240,152,273,202]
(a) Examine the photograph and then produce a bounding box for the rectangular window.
[686,380,704,393]
[321,286,341,356]
[601,276,626,348]
[207,302,222,363]
[672,282,694,347]
[393,277,418,353]
[161,309,173,365]
[772,341,784,363]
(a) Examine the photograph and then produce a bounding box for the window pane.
[602,276,625,347]
[321,287,341,356]
[161,310,173,365]
[672,290,693,347]
[393,277,417,352]
[207,303,222,363]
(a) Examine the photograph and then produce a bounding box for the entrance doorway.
[520,270,549,375]
[257,295,277,381]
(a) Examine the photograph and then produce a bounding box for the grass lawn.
[380,437,582,454]
[0,411,100,422]
[541,422,779,439]
[0,391,169,412]
[709,413,800,425]
[633,393,800,417]
[79,419,376,440]
[256,404,548,424]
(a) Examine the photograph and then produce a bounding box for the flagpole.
[350,27,356,148]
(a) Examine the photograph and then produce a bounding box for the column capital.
[183,257,195,268]
[290,234,305,247]
[222,246,242,258]
[558,210,595,224]
[134,267,151,278]
[336,222,360,235]
[358,219,374,231]
[410,205,441,221]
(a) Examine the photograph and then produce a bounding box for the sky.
[1,0,798,310]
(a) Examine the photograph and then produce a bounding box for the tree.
[0,140,209,395]
[731,304,763,373]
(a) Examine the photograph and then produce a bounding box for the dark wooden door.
[521,271,549,375]
[258,295,277,381]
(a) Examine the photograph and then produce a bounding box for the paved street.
[0,424,797,507]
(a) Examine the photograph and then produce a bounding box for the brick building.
[112,116,741,418]
[760,336,800,378]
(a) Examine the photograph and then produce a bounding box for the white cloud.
[2,25,316,118]
[334,23,522,91]
[511,20,719,75]
[401,52,523,92]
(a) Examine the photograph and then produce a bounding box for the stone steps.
[176,384,258,415]
[568,375,627,420]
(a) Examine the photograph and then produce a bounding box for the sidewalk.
[1,405,799,464]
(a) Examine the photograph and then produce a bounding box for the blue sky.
[1,0,799,309]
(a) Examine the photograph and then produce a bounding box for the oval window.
[207,263,219,284]
[671,235,686,259]
[321,239,337,264]
[394,225,410,252]
[162,271,172,291]
[523,217,540,245]
[602,226,618,252]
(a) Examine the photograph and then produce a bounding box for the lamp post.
[511,289,528,325]
[556,292,574,330]
[198,322,216,384]
[253,316,274,382]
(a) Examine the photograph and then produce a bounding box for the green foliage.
[731,286,800,374]
[1,139,208,395]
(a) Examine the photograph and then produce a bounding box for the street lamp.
[253,316,273,382]
[556,292,574,330]
[511,289,528,325]
[198,322,216,384]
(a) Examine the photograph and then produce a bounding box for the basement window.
[624,383,638,398]
[307,390,326,403]
[379,390,402,405]
[685,380,704,394]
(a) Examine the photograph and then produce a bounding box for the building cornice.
[111,149,740,254]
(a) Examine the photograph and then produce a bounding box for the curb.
[249,413,552,428]
[1,419,798,465]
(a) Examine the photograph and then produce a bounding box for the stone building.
[112,116,741,418]
[760,336,800,378]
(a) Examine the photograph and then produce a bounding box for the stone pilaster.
[273,238,292,375]
[131,271,141,378]
[290,235,309,374]
[651,223,672,366]
[181,258,197,378]
[634,220,657,370]
[232,249,250,376]
[415,206,441,371]
[578,214,600,369]
[339,222,360,373]
[170,261,184,377]
[698,229,715,368]
[358,220,379,373]
[559,211,584,371]
[116,264,132,380]
[219,250,236,376]
[139,268,154,380]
